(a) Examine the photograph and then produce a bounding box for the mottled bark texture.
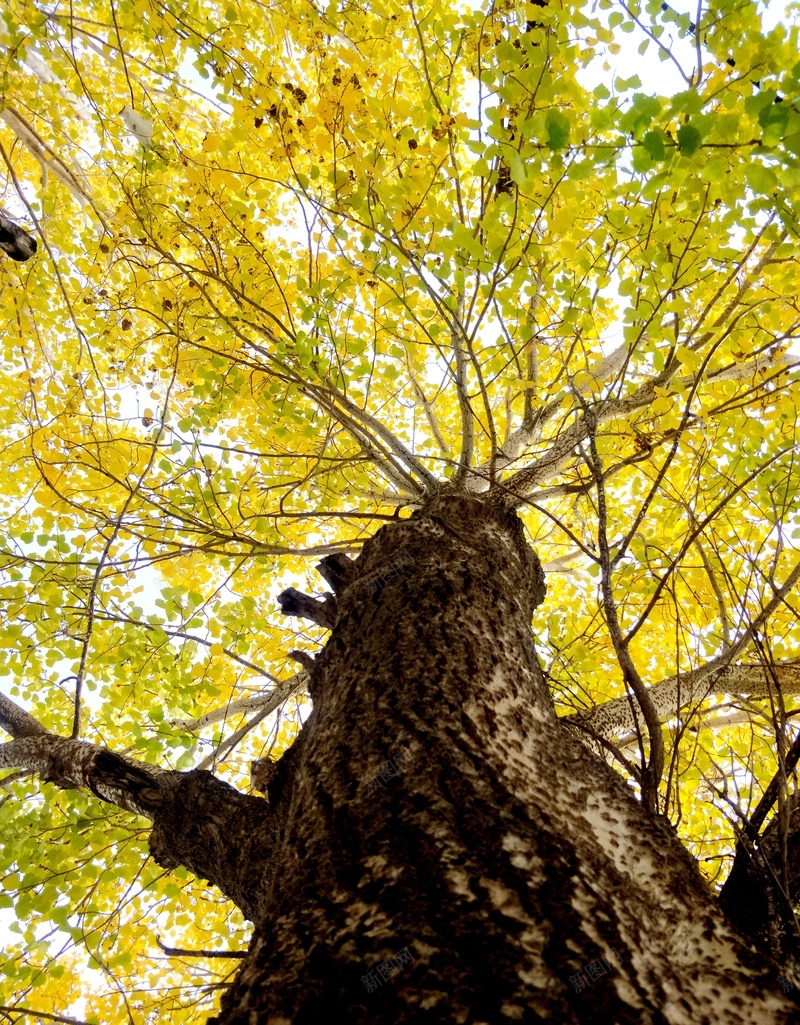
[150,494,798,1024]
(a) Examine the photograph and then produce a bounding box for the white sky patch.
[578,0,798,97]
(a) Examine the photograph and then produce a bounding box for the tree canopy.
[1,0,800,1020]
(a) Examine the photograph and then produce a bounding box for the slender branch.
[172,689,291,731]
[194,674,305,770]
[155,936,246,959]
[691,530,732,650]
[499,306,794,501]
[619,0,691,84]
[0,1007,93,1025]
[71,360,179,738]
[452,291,476,484]
[311,382,436,489]
[625,445,798,644]
[409,371,449,454]
[566,563,800,740]
[586,416,663,812]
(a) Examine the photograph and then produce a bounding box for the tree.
[1,0,800,1021]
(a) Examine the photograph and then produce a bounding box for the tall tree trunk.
[150,494,798,1024]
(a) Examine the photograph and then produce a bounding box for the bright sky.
[579,0,796,97]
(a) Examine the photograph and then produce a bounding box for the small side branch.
[316,553,358,595]
[155,935,247,959]
[194,673,307,770]
[0,207,37,261]
[277,587,337,629]
[289,650,317,674]
[0,1007,93,1025]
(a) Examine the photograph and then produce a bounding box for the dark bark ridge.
[719,764,800,981]
[146,492,794,1025]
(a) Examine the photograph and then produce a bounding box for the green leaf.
[758,98,789,146]
[642,130,666,161]
[677,124,702,156]
[702,156,728,182]
[745,163,778,193]
[568,160,595,181]
[507,149,528,185]
[545,109,570,150]
[616,74,642,91]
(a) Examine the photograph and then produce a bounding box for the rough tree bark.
[151,493,797,1024]
[3,493,799,1023]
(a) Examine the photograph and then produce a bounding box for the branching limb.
[0,108,96,212]
[466,416,543,493]
[409,371,449,455]
[0,691,48,738]
[0,733,170,818]
[0,693,171,816]
[585,418,664,813]
[171,694,270,730]
[565,648,800,744]
[498,386,658,498]
[194,674,306,770]
[0,692,271,918]
[499,331,795,502]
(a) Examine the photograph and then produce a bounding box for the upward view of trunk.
[147,493,797,1024]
